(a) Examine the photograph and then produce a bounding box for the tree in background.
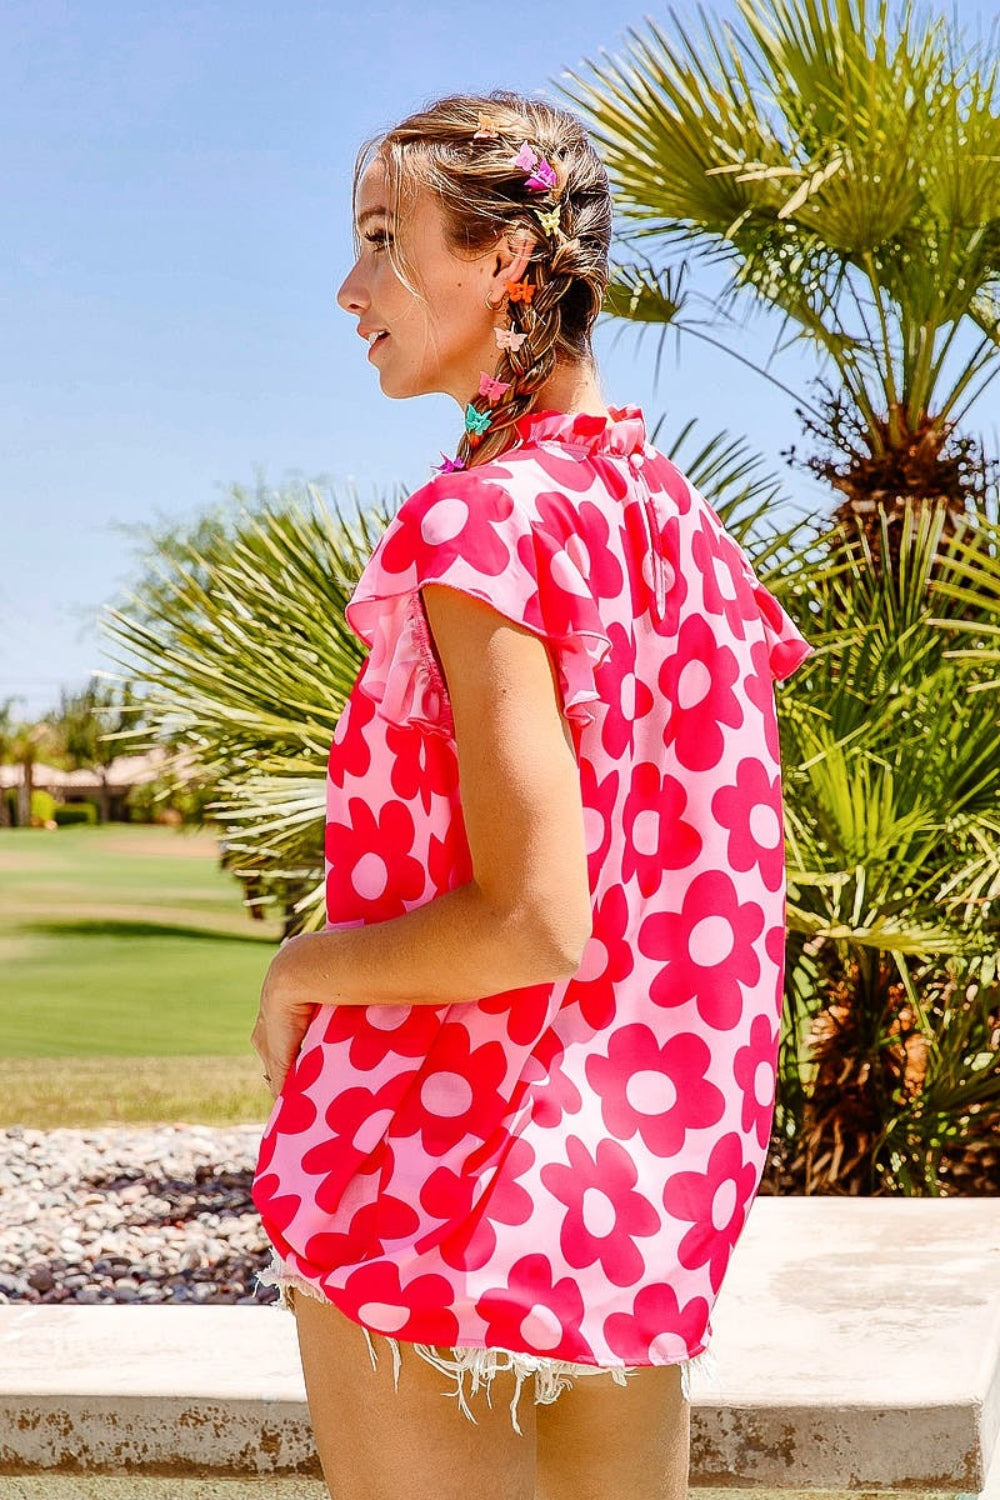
[563,0,1000,569]
[55,678,140,822]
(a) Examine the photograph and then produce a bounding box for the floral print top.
[252,404,813,1368]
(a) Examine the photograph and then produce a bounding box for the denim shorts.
[254,1251,720,1435]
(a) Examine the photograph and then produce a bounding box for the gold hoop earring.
[484,289,507,312]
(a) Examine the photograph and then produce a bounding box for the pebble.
[0,1124,282,1306]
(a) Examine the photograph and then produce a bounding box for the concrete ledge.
[2,1198,998,1492]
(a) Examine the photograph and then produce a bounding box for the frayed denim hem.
[253,1251,721,1435]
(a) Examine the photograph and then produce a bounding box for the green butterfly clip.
[464,403,493,436]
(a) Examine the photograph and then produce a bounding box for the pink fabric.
[251,404,813,1369]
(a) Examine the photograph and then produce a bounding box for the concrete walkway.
[1,1197,998,1494]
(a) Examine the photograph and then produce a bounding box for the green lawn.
[0,824,283,1126]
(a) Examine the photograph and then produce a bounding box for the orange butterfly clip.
[506,278,534,304]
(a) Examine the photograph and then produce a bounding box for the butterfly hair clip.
[433,452,466,473]
[478,371,511,403]
[495,326,528,352]
[510,141,557,193]
[472,112,501,141]
[534,204,562,237]
[506,278,534,305]
[464,403,493,436]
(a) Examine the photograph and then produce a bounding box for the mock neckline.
[513,405,647,456]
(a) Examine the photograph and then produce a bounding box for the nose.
[336,258,368,316]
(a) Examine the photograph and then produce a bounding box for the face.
[336,158,527,405]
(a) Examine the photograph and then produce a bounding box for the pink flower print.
[380,475,518,579]
[604,1282,710,1364]
[341,1260,461,1344]
[327,676,376,789]
[304,1074,416,1215]
[418,1137,535,1271]
[586,1023,725,1157]
[386,721,457,814]
[529,444,629,501]
[579,757,619,887]
[648,513,688,639]
[662,1133,758,1293]
[251,1171,302,1256]
[426,826,473,895]
[641,450,693,515]
[743,637,781,760]
[305,1193,419,1273]
[528,1028,582,1129]
[622,762,702,897]
[541,1136,661,1288]
[324,796,425,923]
[711,757,785,892]
[691,514,759,639]
[659,616,743,773]
[599,622,654,759]
[480,980,554,1047]
[476,1252,588,1357]
[390,1025,509,1157]
[640,870,764,1030]
[578,500,626,600]
[733,1013,780,1149]
[562,885,633,1032]
[320,1003,443,1074]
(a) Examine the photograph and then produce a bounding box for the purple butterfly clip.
[433,452,466,473]
[510,141,557,194]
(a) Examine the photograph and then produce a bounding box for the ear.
[485,225,534,303]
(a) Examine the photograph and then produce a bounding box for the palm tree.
[55,678,139,822]
[562,0,1000,566]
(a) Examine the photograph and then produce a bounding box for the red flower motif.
[578,500,627,600]
[390,1024,509,1157]
[426,827,473,895]
[379,474,520,579]
[302,1073,416,1215]
[340,1259,461,1344]
[476,1252,589,1357]
[711,757,785,892]
[659,616,743,773]
[743,638,781,761]
[562,885,633,1032]
[321,1003,443,1074]
[622,762,702,897]
[598,621,654,758]
[250,1172,301,1257]
[525,443,630,501]
[586,1023,725,1157]
[733,1013,779,1149]
[327,674,376,789]
[691,514,759,639]
[541,1136,660,1287]
[480,981,555,1047]
[325,796,425,923]
[579,757,619,887]
[641,450,693,515]
[304,1193,419,1273]
[662,1132,758,1293]
[604,1282,710,1363]
[386,721,457,814]
[639,870,764,1030]
[527,1028,582,1129]
[417,1136,535,1271]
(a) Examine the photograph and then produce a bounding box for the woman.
[250,89,812,1500]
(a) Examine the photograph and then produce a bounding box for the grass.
[0,824,283,1127]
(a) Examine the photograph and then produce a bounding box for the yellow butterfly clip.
[534,204,561,236]
[473,113,500,141]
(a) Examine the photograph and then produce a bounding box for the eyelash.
[364,230,392,252]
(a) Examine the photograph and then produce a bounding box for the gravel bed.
[0,1124,280,1306]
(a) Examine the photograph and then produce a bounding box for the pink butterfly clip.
[433,452,466,473]
[509,140,557,193]
[478,371,511,402]
[494,326,527,352]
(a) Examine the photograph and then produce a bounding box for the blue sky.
[1,0,996,716]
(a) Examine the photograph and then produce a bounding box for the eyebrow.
[357,207,392,228]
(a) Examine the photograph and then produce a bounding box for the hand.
[251,935,323,1099]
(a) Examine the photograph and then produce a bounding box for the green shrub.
[30,789,57,825]
[53,802,98,827]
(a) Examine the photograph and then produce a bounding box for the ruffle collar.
[513,404,646,457]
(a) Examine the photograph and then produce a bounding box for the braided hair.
[350,90,613,467]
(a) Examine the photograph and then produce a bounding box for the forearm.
[266,878,583,1010]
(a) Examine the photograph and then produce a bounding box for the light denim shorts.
[254,1251,720,1435]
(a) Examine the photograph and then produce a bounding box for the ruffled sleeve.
[751,578,814,682]
[344,469,613,736]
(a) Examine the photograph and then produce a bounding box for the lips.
[365,330,389,359]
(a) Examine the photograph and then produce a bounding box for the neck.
[532,357,610,418]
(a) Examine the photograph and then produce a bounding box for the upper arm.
[419,581,593,969]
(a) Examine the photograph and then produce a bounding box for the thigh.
[536,1362,690,1500]
[289,1287,537,1500]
